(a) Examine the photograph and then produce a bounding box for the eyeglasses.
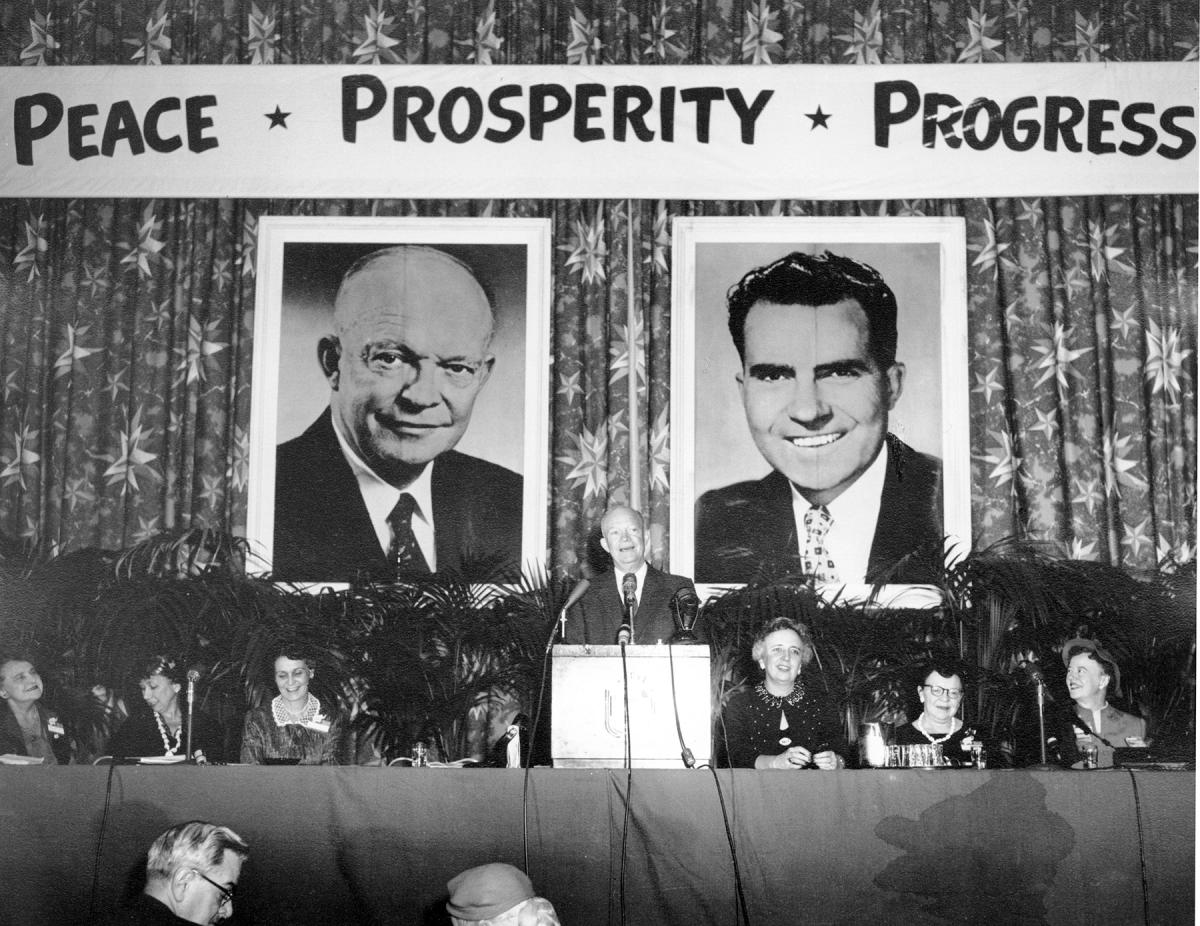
[190,869,235,909]
[923,685,964,700]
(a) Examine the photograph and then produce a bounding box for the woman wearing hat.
[445,862,560,926]
[1061,637,1147,768]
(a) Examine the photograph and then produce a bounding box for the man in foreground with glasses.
[893,661,990,767]
[101,821,249,925]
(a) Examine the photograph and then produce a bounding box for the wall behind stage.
[0,1,1194,579]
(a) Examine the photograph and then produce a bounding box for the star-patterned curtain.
[0,1,1194,578]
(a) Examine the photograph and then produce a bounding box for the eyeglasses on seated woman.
[892,660,992,767]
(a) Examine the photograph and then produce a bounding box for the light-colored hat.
[1062,637,1121,694]
[446,863,534,922]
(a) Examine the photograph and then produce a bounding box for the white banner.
[0,63,1194,199]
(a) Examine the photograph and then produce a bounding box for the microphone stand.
[185,676,196,762]
[1036,678,1047,767]
[1022,663,1058,771]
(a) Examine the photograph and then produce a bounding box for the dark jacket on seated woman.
[107,708,225,762]
[0,701,72,764]
[720,680,848,769]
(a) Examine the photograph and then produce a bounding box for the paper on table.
[0,754,46,765]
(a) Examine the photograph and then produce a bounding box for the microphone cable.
[667,643,695,768]
[702,711,751,924]
[89,758,119,919]
[522,608,564,874]
[1126,769,1151,926]
[618,638,632,926]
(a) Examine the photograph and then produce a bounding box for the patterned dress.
[239,695,349,765]
[719,680,847,768]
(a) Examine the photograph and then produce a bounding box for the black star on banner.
[805,106,831,129]
[265,105,291,129]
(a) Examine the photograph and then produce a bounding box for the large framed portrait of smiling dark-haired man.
[670,217,969,602]
[247,217,551,586]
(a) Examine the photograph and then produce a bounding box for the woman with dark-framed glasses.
[894,661,989,767]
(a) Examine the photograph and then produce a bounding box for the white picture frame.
[247,217,552,585]
[669,216,970,605]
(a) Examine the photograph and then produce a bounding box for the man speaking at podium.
[563,506,698,645]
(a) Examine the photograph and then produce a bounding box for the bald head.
[319,245,497,487]
[600,506,647,573]
[332,245,494,341]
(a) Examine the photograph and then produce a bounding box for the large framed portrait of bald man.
[247,217,551,585]
[670,217,969,601]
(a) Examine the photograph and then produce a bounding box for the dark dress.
[893,720,988,767]
[107,707,225,762]
[719,681,847,768]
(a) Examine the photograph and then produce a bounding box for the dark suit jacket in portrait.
[564,566,699,646]
[694,434,942,584]
[273,409,523,582]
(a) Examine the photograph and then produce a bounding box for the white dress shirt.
[330,415,437,570]
[789,442,889,584]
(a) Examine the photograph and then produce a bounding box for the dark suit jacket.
[274,409,523,583]
[694,434,943,584]
[0,702,70,764]
[564,565,698,645]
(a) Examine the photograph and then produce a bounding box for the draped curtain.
[0,1,1194,578]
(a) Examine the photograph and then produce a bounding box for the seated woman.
[240,647,349,765]
[1060,636,1147,768]
[108,655,225,762]
[720,617,847,769]
[893,661,988,766]
[0,653,72,764]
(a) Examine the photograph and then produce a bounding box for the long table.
[0,767,1192,925]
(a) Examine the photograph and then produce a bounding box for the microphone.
[550,578,590,651]
[1018,660,1054,701]
[185,668,200,763]
[669,587,701,644]
[562,578,591,612]
[620,572,637,645]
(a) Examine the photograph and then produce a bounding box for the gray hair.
[145,821,249,883]
[750,617,815,668]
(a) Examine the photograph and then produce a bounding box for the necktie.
[388,494,430,577]
[802,505,839,584]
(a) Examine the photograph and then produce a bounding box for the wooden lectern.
[550,644,711,768]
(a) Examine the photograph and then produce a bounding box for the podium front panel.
[551,644,711,768]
